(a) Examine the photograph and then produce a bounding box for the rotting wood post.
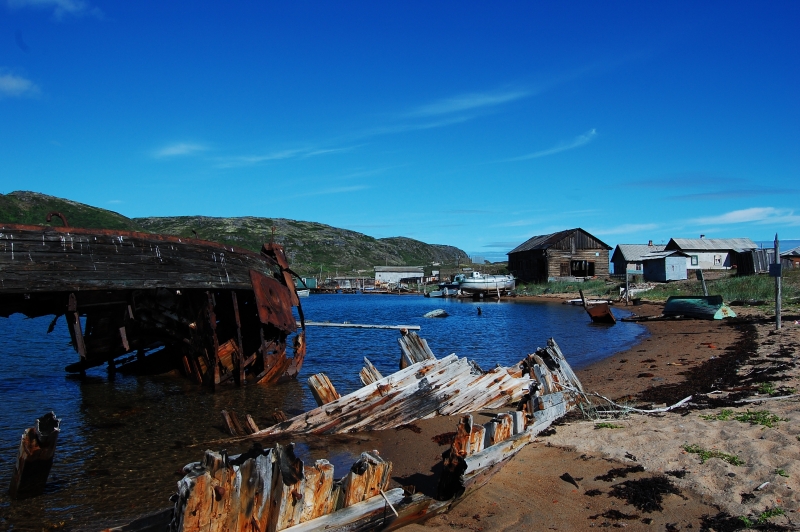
[307,373,341,406]
[231,291,245,386]
[9,412,60,499]
[205,292,220,390]
[67,293,87,374]
[775,233,782,330]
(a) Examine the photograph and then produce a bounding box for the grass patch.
[516,279,613,297]
[775,468,789,477]
[700,409,734,421]
[740,507,786,527]
[758,382,777,395]
[594,422,624,429]
[682,444,744,465]
[734,410,787,428]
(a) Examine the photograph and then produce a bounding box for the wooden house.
[508,228,611,283]
[642,251,689,282]
[782,246,800,269]
[664,237,757,270]
[610,241,665,275]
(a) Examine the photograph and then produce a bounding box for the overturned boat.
[0,215,306,389]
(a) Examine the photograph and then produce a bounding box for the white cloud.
[594,223,660,236]
[409,90,530,117]
[216,146,355,168]
[0,72,40,98]
[154,143,208,158]
[7,0,101,18]
[292,185,370,198]
[506,129,598,161]
[692,207,800,226]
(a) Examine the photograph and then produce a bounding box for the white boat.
[296,289,310,297]
[457,271,515,294]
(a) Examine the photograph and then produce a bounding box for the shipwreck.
[0,214,306,389]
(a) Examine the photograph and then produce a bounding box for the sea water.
[0,294,645,530]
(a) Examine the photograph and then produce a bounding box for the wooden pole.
[9,412,60,499]
[775,233,781,330]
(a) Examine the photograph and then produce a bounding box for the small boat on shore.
[457,271,515,295]
[663,295,736,320]
[579,289,616,325]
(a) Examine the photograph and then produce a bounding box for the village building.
[664,237,758,270]
[373,265,424,285]
[610,241,665,275]
[642,250,690,282]
[508,228,611,283]
[782,246,800,269]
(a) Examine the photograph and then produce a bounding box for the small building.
[508,228,611,283]
[642,251,689,282]
[664,237,757,270]
[374,266,424,285]
[295,277,318,289]
[610,242,665,275]
[781,246,800,269]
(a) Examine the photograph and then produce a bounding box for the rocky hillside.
[135,216,466,275]
[0,191,467,275]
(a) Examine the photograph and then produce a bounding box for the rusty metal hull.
[0,224,305,388]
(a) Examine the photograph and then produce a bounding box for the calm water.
[0,294,646,531]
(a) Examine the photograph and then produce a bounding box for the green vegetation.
[757,382,776,395]
[740,507,785,527]
[516,279,614,297]
[775,468,789,477]
[594,422,624,429]
[0,191,141,231]
[0,191,468,276]
[699,409,787,428]
[682,444,744,465]
[639,268,800,306]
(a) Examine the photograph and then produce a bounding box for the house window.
[690,255,699,266]
[714,255,722,266]
[570,260,595,277]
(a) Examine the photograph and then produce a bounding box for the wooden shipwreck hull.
[0,222,306,389]
[146,336,584,532]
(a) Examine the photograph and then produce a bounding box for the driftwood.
[9,412,61,499]
[360,357,384,386]
[307,373,341,406]
[398,331,436,369]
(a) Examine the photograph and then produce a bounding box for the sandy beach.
[386,300,800,531]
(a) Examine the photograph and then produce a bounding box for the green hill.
[0,191,141,230]
[0,191,468,276]
[135,216,467,276]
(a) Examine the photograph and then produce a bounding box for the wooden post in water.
[775,233,782,330]
[9,412,60,499]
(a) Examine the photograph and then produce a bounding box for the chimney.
[648,240,653,246]
[700,234,705,239]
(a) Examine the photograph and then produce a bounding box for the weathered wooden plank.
[359,357,384,386]
[340,451,391,508]
[307,373,341,406]
[269,443,305,531]
[280,488,405,532]
[299,459,335,523]
[8,412,60,499]
[398,332,436,369]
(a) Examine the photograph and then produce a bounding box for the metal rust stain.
[249,270,297,333]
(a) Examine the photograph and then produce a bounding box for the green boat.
[663,295,736,320]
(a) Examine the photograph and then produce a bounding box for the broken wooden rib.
[9,412,61,499]
[307,373,341,406]
[0,223,306,390]
[359,357,384,386]
[398,330,437,369]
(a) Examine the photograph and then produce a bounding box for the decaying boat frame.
[112,334,584,532]
[0,219,306,389]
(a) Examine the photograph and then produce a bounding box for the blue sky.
[2,2,798,260]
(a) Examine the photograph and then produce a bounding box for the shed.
[508,228,611,283]
[782,246,800,269]
[610,242,665,275]
[642,251,689,282]
[374,266,424,285]
[664,238,757,270]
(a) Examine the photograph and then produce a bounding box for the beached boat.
[113,333,583,532]
[579,289,616,325]
[0,217,306,389]
[457,271,515,295]
[663,295,736,320]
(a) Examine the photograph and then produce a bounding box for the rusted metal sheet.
[250,270,297,333]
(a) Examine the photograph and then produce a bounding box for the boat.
[579,289,616,325]
[425,290,444,298]
[663,295,736,320]
[0,215,306,389]
[296,288,310,297]
[456,271,515,295]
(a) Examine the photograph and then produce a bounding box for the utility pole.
[774,233,782,330]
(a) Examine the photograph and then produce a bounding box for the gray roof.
[641,250,689,261]
[613,244,666,262]
[666,238,757,253]
[782,245,800,257]
[509,228,611,254]
[374,266,424,273]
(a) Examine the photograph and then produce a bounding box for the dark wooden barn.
[508,228,611,283]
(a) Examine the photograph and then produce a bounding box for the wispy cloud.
[154,142,208,158]
[0,72,40,98]
[408,90,529,117]
[594,223,660,236]
[215,145,355,168]
[670,189,799,201]
[7,0,101,19]
[291,185,370,198]
[505,129,597,161]
[107,200,122,204]
[691,207,800,226]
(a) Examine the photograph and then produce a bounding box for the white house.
[373,266,424,285]
[664,237,757,270]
